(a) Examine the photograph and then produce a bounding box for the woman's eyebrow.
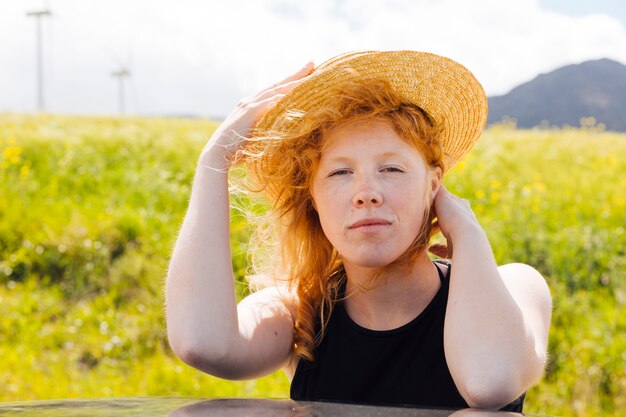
[324,156,353,164]
[379,151,407,159]
[324,151,407,163]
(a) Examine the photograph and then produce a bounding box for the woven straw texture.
[256,50,488,172]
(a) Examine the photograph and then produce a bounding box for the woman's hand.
[200,61,315,170]
[430,185,483,258]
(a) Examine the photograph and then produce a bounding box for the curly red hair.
[242,77,445,361]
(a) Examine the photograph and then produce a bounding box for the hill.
[488,58,626,131]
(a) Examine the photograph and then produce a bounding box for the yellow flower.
[20,165,30,179]
[533,182,546,192]
[2,146,22,163]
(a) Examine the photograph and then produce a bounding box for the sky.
[1,0,626,118]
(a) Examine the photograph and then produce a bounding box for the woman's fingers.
[201,62,315,169]
[247,92,286,110]
[252,62,315,101]
[242,63,315,124]
[271,61,315,87]
[241,93,286,126]
[432,184,481,250]
[430,220,453,259]
[428,243,451,259]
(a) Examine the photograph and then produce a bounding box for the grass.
[0,113,624,416]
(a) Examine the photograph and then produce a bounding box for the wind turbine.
[110,46,134,116]
[26,8,52,112]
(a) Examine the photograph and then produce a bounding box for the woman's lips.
[349,218,392,229]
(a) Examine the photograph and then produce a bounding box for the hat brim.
[256,50,488,172]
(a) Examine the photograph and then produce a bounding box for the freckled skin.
[311,119,435,270]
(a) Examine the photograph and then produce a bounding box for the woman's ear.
[429,167,442,204]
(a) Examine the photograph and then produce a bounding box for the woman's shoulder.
[496,263,552,342]
[436,260,550,307]
[241,284,300,321]
[497,263,551,298]
[242,285,301,380]
[437,260,548,293]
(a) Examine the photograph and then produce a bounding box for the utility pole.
[111,68,130,115]
[26,9,51,112]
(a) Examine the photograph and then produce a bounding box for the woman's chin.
[342,253,402,270]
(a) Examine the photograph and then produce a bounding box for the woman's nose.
[352,180,383,207]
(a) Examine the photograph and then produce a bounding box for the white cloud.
[1,0,625,115]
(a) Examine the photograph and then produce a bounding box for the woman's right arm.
[165,62,313,380]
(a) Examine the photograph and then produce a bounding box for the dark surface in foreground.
[0,397,552,417]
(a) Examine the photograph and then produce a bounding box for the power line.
[26,9,52,112]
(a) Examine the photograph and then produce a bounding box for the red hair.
[242,77,444,360]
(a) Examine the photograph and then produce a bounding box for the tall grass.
[0,113,624,416]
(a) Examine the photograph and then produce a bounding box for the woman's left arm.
[434,186,552,409]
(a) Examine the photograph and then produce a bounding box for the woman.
[165,51,552,411]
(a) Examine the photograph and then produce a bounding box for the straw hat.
[256,50,488,172]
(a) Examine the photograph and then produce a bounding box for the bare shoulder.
[497,263,551,301]
[238,285,301,380]
[202,284,300,380]
[497,263,552,344]
[238,285,299,323]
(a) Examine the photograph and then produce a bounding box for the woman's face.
[311,118,440,270]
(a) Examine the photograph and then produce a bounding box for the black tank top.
[290,262,525,412]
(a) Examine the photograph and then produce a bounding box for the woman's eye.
[381,166,404,173]
[329,169,351,177]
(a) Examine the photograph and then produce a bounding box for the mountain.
[487,58,626,131]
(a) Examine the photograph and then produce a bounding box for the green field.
[0,113,624,416]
